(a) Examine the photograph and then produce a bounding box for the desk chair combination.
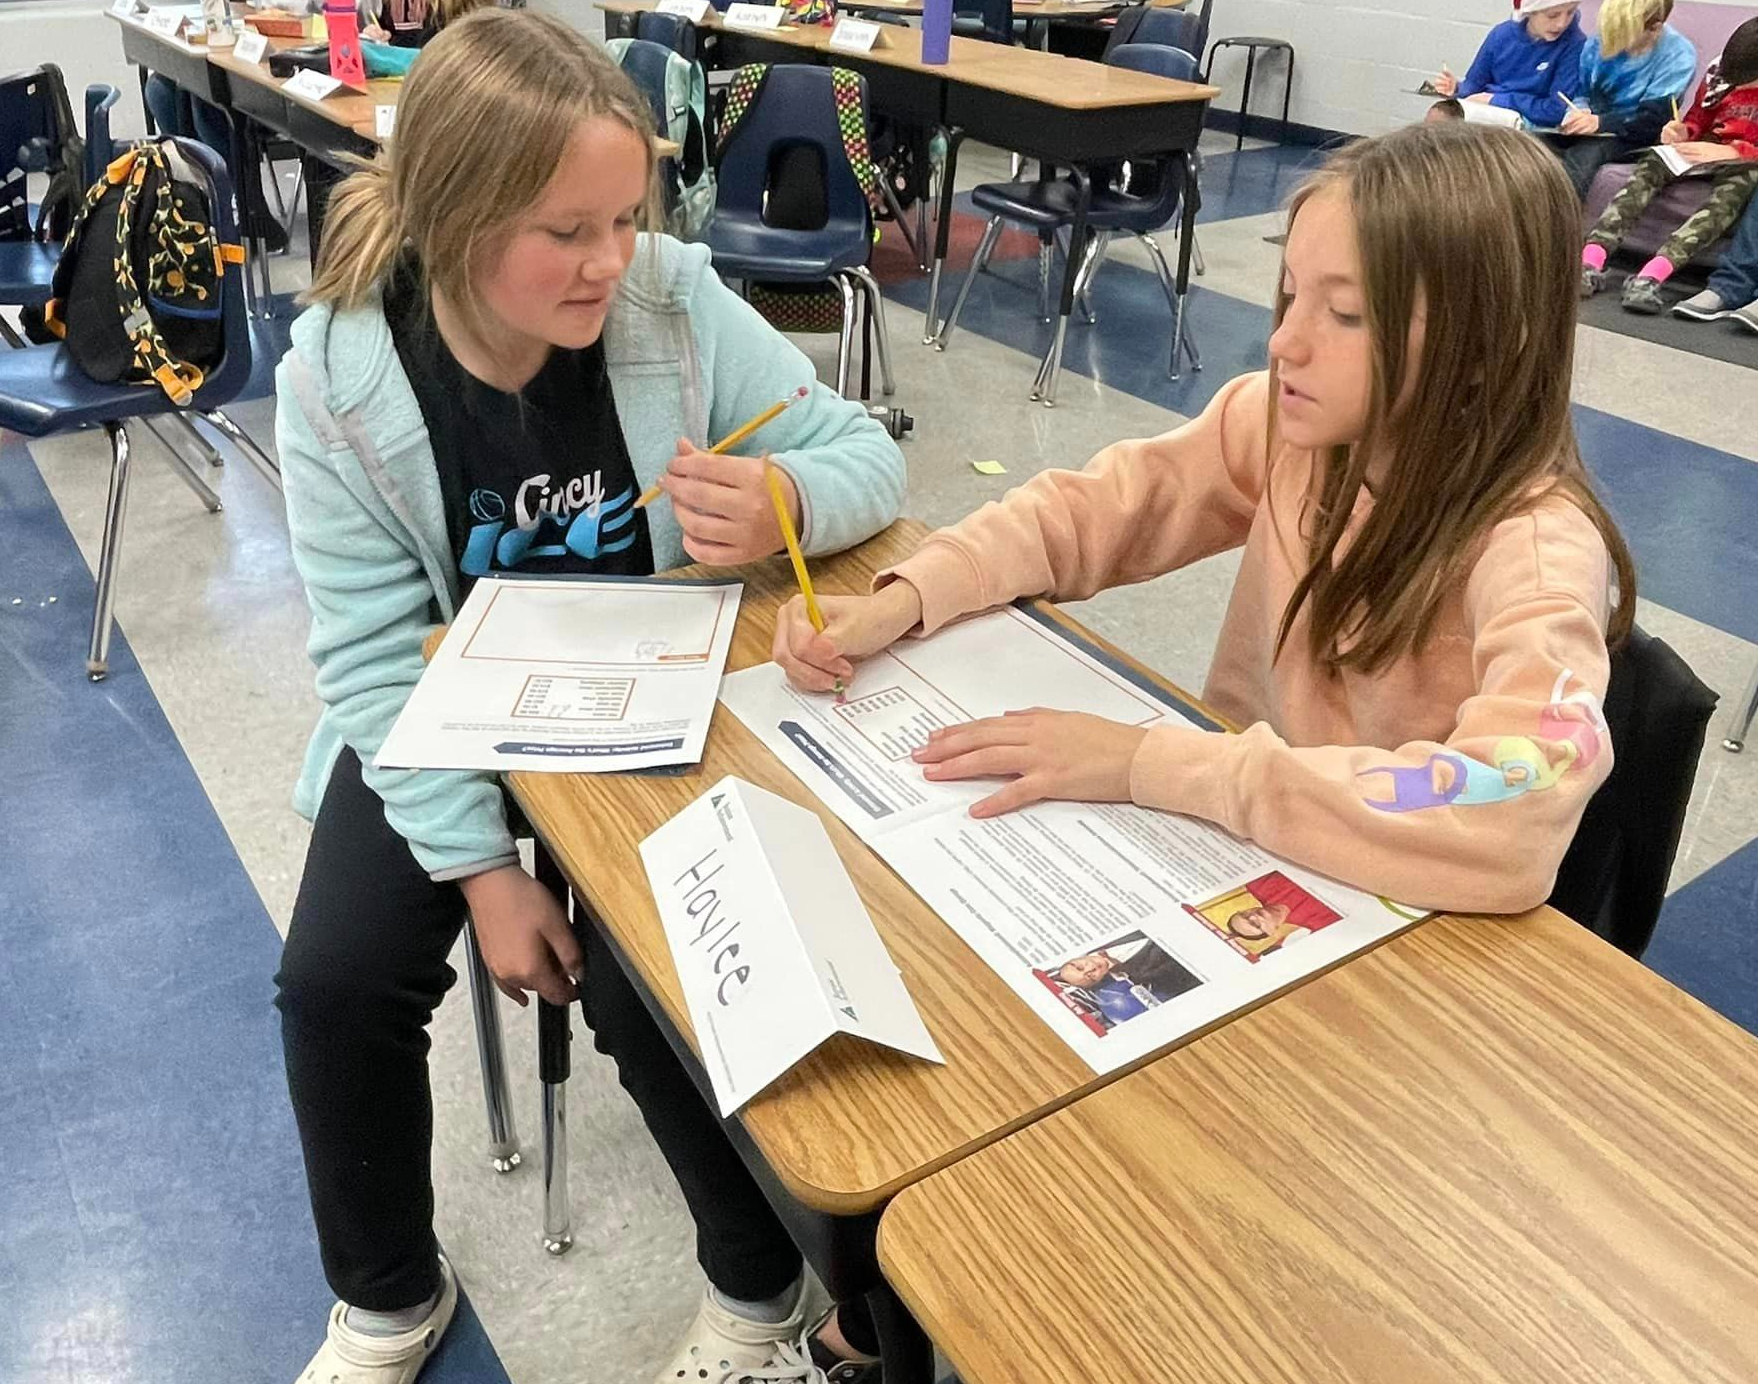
[933,42,1206,405]
[706,64,901,420]
[0,138,263,681]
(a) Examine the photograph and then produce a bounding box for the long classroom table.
[878,905,1758,1384]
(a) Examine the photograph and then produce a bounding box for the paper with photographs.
[719,606,1425,1072]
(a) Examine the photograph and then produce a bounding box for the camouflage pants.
[1586,152,1758,269]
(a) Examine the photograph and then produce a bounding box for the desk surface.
[842,0,1186,17]
[879,908,1758,1384]
[509,520,1292,1214]
[597,0,1215,104]
[114,13,680,155]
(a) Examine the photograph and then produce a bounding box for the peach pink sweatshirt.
[882,372,1615,915]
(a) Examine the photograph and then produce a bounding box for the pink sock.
[1582,244,1608,272]
[1638,256,1675,284]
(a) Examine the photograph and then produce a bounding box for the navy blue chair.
[634,9,699,60]
[0,139,256,680]
[83,84,121,185]
[953,0,1021,45]
[934,43,1205,405]
[0,68,72,347]
[707,65,895,401]
[1104,4,1201,59]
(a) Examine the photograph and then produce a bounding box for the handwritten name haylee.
[670,848,752,1006]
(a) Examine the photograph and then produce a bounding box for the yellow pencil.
[765,461,846,701]
[1672,96,1681,122]
[634,385,811,509]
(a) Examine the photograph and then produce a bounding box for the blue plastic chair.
[933,43,1205,404]
[1111,5,1201,58]
[706,65,894,401]
[634,9,699,60]
[0,68,71,344]
[83,84,122,185]
[0,139,256,680]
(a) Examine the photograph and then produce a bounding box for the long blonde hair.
[1269,123,1636,674]
[1597,0,1673,58]
[303,8,658,336]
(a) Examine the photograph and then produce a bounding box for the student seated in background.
[1672,183,1758,329]
[778,124,1635,935]
[140,76,286,250]
[360,0,488,47]
[1428,0,1587,129]
[1542,0,1698,197]
[272,11,905,1384]
[1582,17,1758,313]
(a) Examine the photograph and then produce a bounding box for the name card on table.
[284,68,342,100]
[658,0,712,20]
[641,775,943,1116]
[111,0,141,18]
[374,103,397,138]
[829,16,886,51]
[144,8,185,34]
[724,3,785,29]
[234,28,268,61]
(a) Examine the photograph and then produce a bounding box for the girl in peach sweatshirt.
[774,122,1637,916]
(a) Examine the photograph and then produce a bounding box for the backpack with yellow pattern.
[42,139,246,406]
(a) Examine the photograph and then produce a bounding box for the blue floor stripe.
[1645,838,1758,1037]
[0,437,508,1384]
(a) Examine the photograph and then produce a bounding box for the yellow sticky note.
[972,460,1008,475]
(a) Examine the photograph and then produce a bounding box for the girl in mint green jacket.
[274,13,903,1384]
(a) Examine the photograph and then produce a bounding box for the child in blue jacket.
[1432,0,1588,129]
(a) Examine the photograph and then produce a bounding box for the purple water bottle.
[922,0,952,64]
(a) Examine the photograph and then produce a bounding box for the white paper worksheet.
[378,574,742,774]
[719,606,1425,1073]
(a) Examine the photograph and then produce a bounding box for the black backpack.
[0,64,85,245]
[42,139,244,405]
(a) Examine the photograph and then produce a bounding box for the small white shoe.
[296,1258,458,1384]
[655,1282,808,1384]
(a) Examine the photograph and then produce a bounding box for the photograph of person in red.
[1186,871,1343,961]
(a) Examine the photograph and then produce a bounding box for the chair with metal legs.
[0,138,254,680]
[933,44,1207,405]
[705,65,900,407]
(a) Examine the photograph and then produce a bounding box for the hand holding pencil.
[639,386,813,566]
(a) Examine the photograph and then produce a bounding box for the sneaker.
[657,1282,809,1384]
[1731,299,1758,335]
[729,1315,882,1384]
[1580,265,1606,299]
[296,1258,457,1384]
[1671,288,1733,321]
[1619,274,1667,315]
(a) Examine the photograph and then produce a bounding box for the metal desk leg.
[922,130,965,343]
[1723,658,1758,752]
[87,422,133,682]
[462,919,522,1173]
[866,1282,934,1384]
[532,841,573,1255]
[1030,166,1090,407]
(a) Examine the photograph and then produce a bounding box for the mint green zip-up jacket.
[276,234,906,879]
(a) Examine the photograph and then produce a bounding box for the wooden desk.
[507,519,1258,1216]
[879,908,1758,1384]
[840,0,1186,18]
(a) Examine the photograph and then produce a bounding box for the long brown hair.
[302,8,658,339]
[1269,123,1636,674]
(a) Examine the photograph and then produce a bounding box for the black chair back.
[1548,625,1718,958]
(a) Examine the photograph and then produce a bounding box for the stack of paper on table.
[719,607,1427,1074]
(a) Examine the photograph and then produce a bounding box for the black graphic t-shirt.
[384,265,655,594]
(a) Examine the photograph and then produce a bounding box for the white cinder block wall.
[1199,0,1513,138]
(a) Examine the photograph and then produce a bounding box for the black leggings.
[274,748,805,1312]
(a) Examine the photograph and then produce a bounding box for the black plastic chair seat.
[0,344,192,436]
[0,238,59,306]
[706,216,870,282]
[1213,35,1292,50]
[970,178,1083,230]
